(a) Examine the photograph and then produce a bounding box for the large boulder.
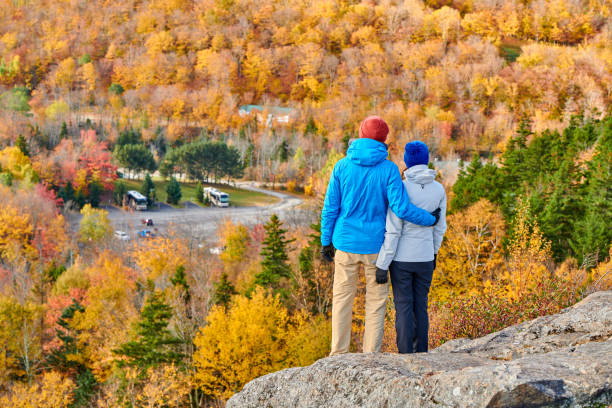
[227,291,612,408]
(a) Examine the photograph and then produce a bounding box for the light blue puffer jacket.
[376,165,447,268]
[320,138,436,254]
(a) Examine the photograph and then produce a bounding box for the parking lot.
[102,184,308,243]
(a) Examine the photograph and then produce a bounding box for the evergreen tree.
[166,177,182,205]
[451,153,502,212]
[213,272,237,308]
[113,291,183,370]
[244,142,255,168]
[171,265,189,294]
[113,180,127,205]
[87,181,103,207]
[539,160,582,261]
[277,139,290,162]
[171,265,191,317]
[305,116,317,135]
[116,128,142,147]
[46,261,66,282]
[255,214,295,293]
[16,134,29,156]
[141,172,156,207]
[74,189,86,209]
[47,300,98,408]
[153,128,167,158]
[195,181,204,203]
[59,121,68,140]
[58,181,75,206]
[570,119,612,264]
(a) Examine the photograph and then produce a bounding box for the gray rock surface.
[227,291,612,408]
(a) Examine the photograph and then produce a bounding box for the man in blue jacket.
[321,116,440,355]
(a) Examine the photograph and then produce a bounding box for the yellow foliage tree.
[55,57,77,90]
[0,204,33,260]
[193,288,328,400]
[218,220,250,271]
[0,146,37,183]
[71,252,137,380]
[498,197,553,300]
[0,296,43,383]
[78,204,112,243]
[136,365,191,408]
[432,199,505,302]
[0,371,74,408]
[80,62,97,92]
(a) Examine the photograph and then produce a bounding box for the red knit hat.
[359,116,389,143]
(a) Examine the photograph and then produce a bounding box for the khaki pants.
[330,249,389,356]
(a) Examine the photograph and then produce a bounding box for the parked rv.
[203,187,230,207]
[126,190,148,210]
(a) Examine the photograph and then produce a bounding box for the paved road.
[101,183,310,243]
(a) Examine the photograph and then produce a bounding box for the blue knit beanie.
[404,141,429,168]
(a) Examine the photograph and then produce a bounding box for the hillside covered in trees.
[1,0,611,186]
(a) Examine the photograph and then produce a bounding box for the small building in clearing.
[238,105,297,125]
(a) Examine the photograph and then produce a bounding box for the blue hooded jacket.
[321,138,436,254]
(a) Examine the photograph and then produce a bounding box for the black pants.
[389,260,434,353]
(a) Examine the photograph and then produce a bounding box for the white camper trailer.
[127,190,148,210]
[203,187,230,207]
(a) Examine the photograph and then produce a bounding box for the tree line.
[159,140,244,183]
[452,114,611,264]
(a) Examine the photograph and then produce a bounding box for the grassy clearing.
[119,178,279,207]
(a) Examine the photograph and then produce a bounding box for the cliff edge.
[227,291,612,408]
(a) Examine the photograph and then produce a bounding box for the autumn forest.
[0,0,611,406]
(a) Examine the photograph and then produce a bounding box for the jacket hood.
[405,164,436,184]
[347,138,388,167]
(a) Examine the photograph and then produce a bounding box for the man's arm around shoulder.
[385,162,436,226]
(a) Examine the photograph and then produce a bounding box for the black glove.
[430,208,441,226]
[375,267,388,284]
[433,254,437,271]
[321,244,335,263]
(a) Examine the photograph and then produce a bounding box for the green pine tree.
[88,181,103,207]
[195,181,204,203]
[255,214,295,294]
[213,272,237,308]
[113,180,127,205]
[113,290,183,370]
[141,172,156,207]
[58,181,75,206]
[16,134,29,157]
[59,121,68,140]
[46,300,98,408]
[166,177,182,205]
[570,118,612,264]
[451,153,502,212]
[305,116,317,135]
[277,139,290,162]
[539,160,582,261]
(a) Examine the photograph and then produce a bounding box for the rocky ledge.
[227,291,612,408]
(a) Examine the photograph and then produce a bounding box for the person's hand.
[433,253,437,270]
[321,245,335,263]
[375,268,388,284]
[430,208,441,226]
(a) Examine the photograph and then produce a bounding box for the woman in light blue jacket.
[375,141,447,353]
